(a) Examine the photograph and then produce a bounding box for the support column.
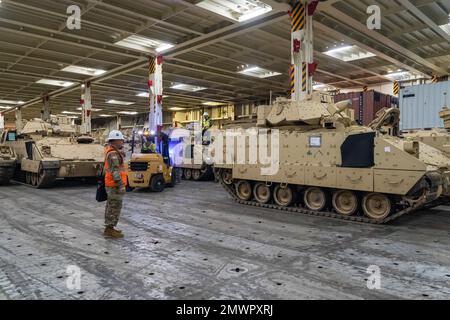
[116,115,121,131]
[148,56,164,150]
[42,95,50,121]
[290,0,318,102]
[81,81,92,134]
[393,81,399,96]
[0,112,4,132]
[15,108,23,133]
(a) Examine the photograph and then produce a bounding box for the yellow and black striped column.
[431,75,437,83]
[363,86,368,92]
[149,57,156,76]
[290,1,306,32]
[148,57,156,130]
[289,64,295,98]
[148,56,156,100]
[393,81,399,95]
[302,62,307,92]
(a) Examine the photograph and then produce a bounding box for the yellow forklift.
[127,130,176,192]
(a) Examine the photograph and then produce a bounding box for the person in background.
[202,112,211,134]
[103,130,127,239]
[141,132,157,153]
[202,112,212,145]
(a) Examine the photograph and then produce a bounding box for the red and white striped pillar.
[148,56,164,147]
[80,81,92,134]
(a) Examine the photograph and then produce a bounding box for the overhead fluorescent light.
[202,101,224,106]
[136,92,169,98]
[171,84,206,92]
[156,43,174,52]
[440,25,449,35]
[313,83,327,90]
[0,106,12,110]
[439,15,450,35]
[117,111,138,115]
[62,111,81,115]
[136,92,149,98]
[169,107,185,111]
[115,35,174,53]
[99,114,114,117]
[196,0,272,22]
[106,99,135,106]
[36,79,75,87]
[76,107,102,112]
[323,45,376,62]
[385,71,415,80]
[0,100,24,105]
[61,65,107,76]
[324,45,353,54]
[238,66,282,79]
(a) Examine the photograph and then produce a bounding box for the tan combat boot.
[104,227,124,239]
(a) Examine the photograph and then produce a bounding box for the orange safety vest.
[104,146,127,187]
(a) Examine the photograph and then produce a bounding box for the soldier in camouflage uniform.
[103,130,127,239]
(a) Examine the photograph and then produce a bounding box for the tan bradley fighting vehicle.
[0,144,16,185]
[214,93,450,224]
[1,116,104,188]
[369,107,450,170]
[402,107,450,156]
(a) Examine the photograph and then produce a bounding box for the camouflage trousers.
[105,187,125,228]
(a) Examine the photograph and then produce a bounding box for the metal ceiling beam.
[0,58,286,94]
[0,5,366,94]
[255,28,389,82]
[85,0,204,36]
[0,41,123,66]
[0,1,100,76]
[315,68,366,86]
[0,24,142,60]
[4,58,147,113]
[381,0,441,16]
[168,58,287,90]
[4,7,288,112]
[397,0,450,44]
[163,12,287,58]
[313,21,428,76]
[318,6,447,75]
[4,1,136,35]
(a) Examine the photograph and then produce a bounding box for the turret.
[368,107,400,136]
[439,107,450,130]
[19,115,77,138]
[256,92,354,129]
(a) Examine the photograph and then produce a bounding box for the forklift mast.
[158,132,170,166]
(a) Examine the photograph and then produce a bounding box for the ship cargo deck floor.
[1,181,449,299]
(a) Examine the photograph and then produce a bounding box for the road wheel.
[236,180,252,201]
[273,184,294,207]
[253,182,271,204]
[221,170,233,185]
[183,169,192,180]
[192,169,201,181]
[362,193,391,220]
[332,190,358,216]
[304,187,328,211]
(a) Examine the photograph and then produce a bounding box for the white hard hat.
[107,130,124,141]
[203,112,209,117]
